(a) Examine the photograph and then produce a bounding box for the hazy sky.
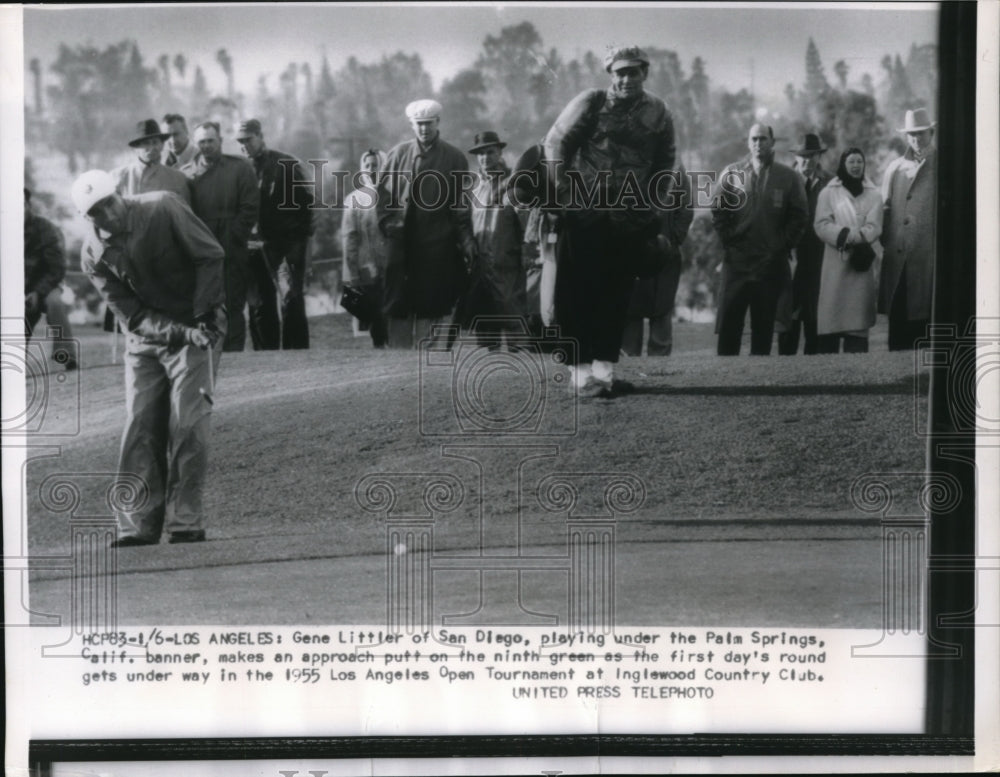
[22,2,938,104]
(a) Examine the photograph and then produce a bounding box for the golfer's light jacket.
[82,191,225,345]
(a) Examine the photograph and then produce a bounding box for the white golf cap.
[71,170,117,214]
[405,99,442,122]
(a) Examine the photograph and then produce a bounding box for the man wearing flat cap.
[544,45,676,397]
[236,118,314,350]
[181,121,260,352]
[376,99,477,348]
[778,132,832,355]
[878,108,937,350]
[112,118,191,204]
[457,131,526,349]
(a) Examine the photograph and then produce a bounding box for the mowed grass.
[24,313,927,570]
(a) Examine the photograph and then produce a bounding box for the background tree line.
[26,22,936,314]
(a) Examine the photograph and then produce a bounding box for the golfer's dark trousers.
[554,214,641,366]
[717,269,783,356]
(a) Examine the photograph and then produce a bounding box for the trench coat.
[878,147,936,321]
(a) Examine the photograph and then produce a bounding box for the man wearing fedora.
[235,118,314,350]
[879,108,937,350]
[778,133,833,356]
[457,131,526,349]
[544,45,676,397]
[181,121,260,352]
[112,118,191,204]
[104,119,194,337]
[376,99,477,349]
[72,169,226,546]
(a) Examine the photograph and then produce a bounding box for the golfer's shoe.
[110,535,158,548]
[168,530,206,544]
[578,376,614,399]
[578,377,636,399]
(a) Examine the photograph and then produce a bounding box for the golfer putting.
[74,169,227,547]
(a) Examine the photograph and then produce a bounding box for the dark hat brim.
[129,132,171,147]
[468,141,507,154]
[792,146,826,156]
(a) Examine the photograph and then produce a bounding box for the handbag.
[847,241,876,272]
[340,283,379,325]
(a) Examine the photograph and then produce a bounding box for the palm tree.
[173,53,187,82]
[216,48,234,100]
[833,60,849,91]
[158,54,171,95]
[29,58,42,114]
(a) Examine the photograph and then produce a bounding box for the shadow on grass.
[629,377,927,397]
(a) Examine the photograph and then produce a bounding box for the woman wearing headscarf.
[342,149,389,347]
[813,147,883,353]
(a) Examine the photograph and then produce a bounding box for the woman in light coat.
[342,149,389,347]
[813,148,883,353]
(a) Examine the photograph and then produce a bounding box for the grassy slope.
[25,314,926,575]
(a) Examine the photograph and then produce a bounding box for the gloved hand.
[168,325,211,353]
[196,306,227,346]
[197,323,221,349]
[187,327,213,350]
[25,291,40,317]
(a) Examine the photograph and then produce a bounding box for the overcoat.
[813,176,883,335]
[376,135,476,318]
[181,153,259,264]
[458,166,526,325]
[878,147,936,320]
